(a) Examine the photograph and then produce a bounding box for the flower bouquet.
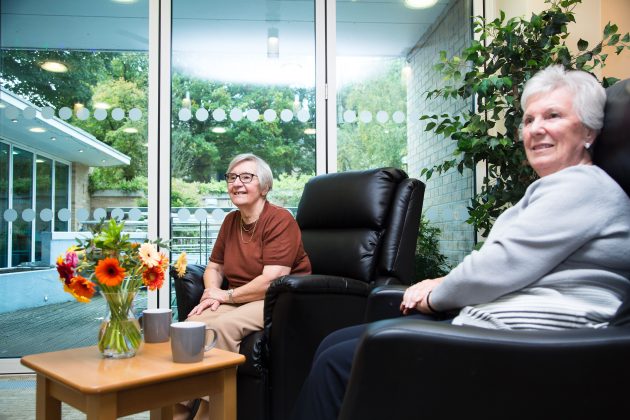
[56,218,187,358]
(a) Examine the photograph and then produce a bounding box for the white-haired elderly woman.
[177,153,311,419]
[290,65,630,420]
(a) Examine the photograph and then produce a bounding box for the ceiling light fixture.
[94,102,111,109]
[304,128,316,135]
[404,0,439,9]
[29,127,46,133]
[123,127,138,134]
[212,127,227,134]
[267,27,279,59]
[40,61,68,73]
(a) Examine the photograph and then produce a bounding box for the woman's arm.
[223,265,291,303]
[187,262,224,316]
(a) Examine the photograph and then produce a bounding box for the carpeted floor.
[0,374,150,419]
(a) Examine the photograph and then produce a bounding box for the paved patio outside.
[0,292,152,358]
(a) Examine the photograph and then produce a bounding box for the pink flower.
[139,243,161,268]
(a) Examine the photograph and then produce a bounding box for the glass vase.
[98,290,143,358]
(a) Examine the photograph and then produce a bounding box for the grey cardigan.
[431,164,630,330]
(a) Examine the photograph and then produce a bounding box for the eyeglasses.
[225,172,258,184]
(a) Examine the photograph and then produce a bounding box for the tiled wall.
[407,0,475,266]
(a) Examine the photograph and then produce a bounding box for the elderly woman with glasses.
[187,153,311,348]
[177,153,311,419]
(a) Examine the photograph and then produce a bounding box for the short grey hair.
[521,65,606,133]
[227,153,273,195]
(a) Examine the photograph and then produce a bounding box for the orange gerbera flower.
[68,276,96,303]
[95,257,126,287]
[142,264,165,291]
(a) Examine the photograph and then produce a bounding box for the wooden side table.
[21,342,245,420]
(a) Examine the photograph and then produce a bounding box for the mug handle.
[204,327,218,351]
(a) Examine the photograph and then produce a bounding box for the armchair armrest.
[364,285,407,322]
[259,274,372,420]
[172,263,205,321]
[340,318,630,420]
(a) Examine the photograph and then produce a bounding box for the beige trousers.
[186,300,264,353]
[175,300,265,419]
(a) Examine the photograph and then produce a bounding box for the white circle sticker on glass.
[211,208,226,223]
[4,208,18,222]
[58,107,72,120]
[23,107,37,120]
[246,109,260,122]
[213,108,226,122]
[263,109,277,122]
[196,108,209,122]
[392,111,405,124]
[40,208,53,222]
[177,208,191,222]
[77,107,90,120]
[128,208,143,221]
[230,108,243,122]
[128,108,142,121]
[178,108,192,122]
[22,208,35,222]
[58,208,71,222]
[376,111,389,124]
[111,208,125,220]
[94,108,107,121]
[343,110,357,123]
[177,209,190,222]
[93,208,107,221]
[41,107,55,119]
[5,107,19,120]
[194,208,208,222]
[111,108,125,121]
[76,208,90,222]
[297,109,310,122]
[359,111,373,123]
[280,109,293,122]
[4,107,19,120]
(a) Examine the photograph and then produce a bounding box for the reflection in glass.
[54,162,69,232]
[0,142,8,267]
[11,148,33,266]
[35,156,52,262]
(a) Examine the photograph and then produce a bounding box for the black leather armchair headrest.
[593,78,630,198]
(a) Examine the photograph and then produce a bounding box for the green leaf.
[577,38,588,51]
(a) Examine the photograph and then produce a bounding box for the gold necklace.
[239,215,259,243]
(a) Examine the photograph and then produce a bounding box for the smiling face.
[522,87,596,178]
[227,160,267,210]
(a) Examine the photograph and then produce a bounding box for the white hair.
[227,153,273,195]
[521,65,606,133]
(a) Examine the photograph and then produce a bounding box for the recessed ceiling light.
[78,149,84,153]
[212,127,227,134]
[29,127,46,133]
[50,136,57,141]
[304,128,316,135]
[0,103,6,109]
[11,119,18,123]
[123,127,138,134]
[94,102,111,109]
[404,0,439,9]
[40,61,68,73]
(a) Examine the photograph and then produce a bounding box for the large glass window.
[169,0,317,305]
[0,0,149,360]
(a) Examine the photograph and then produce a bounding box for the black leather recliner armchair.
[338,79,630,420]
[173,167,425,420]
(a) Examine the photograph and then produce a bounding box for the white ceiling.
[1,0,451,57]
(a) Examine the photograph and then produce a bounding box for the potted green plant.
[420,0,630,236]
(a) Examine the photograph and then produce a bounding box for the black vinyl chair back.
[594,79,630,326]
[295,167,424,285]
